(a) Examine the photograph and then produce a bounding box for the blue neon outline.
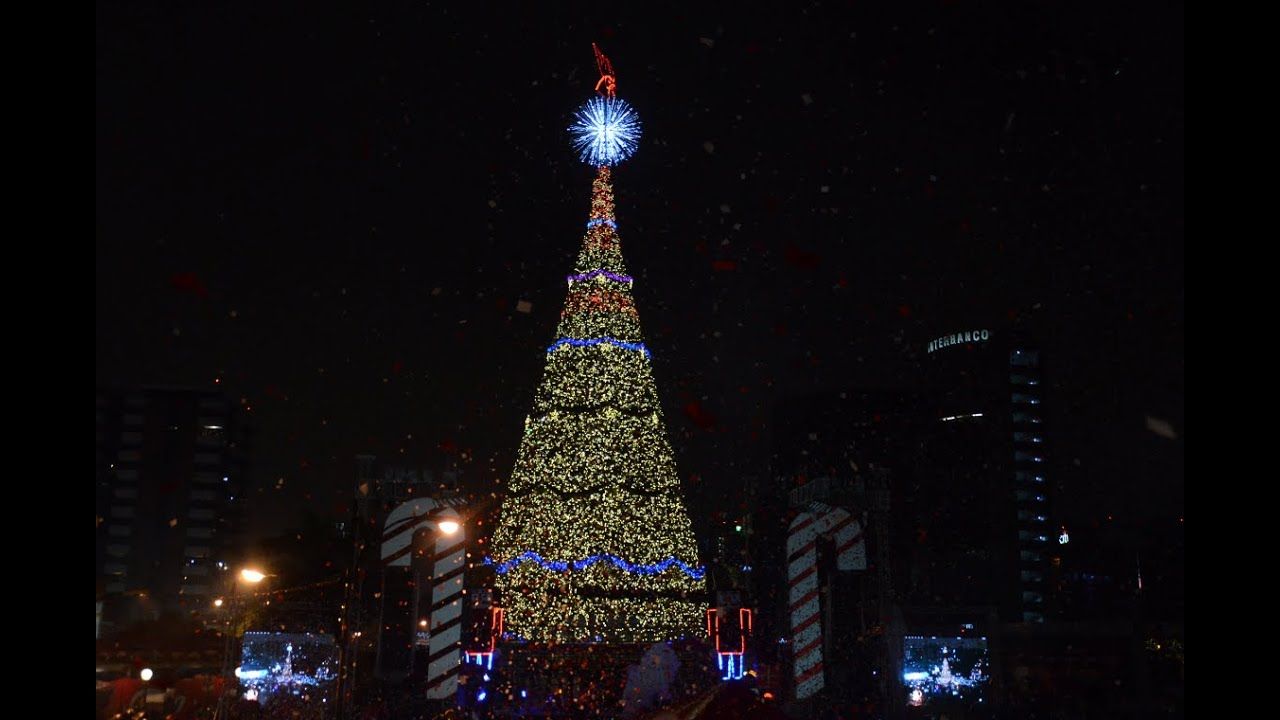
[546,337,651,358]
[485,551,705,580]
[566,269,633,284]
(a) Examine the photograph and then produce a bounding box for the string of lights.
[486,550,706,580]
[555,313,644,345]
[546,336,651,357]
[560,289,639,319]
[531,353,660,412]
[566,269,633,285]
[490,125,705,642]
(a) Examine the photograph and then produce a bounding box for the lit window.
[1010,350,1041,367]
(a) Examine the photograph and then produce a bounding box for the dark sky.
[96,2,1183,539]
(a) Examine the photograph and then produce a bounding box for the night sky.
[96,2,1183,542]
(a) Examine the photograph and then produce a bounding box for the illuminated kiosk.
[478,45,719,715]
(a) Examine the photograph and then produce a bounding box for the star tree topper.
[569,44,642,166]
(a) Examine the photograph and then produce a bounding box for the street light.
[214,567,268,720]
[140,668,154,682]
[438,519,460,535]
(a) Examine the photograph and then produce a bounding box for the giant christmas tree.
[489,48,706,644]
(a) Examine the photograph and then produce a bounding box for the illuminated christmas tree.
[489,46,706,644]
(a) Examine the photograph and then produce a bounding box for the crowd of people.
[436,640,721,719]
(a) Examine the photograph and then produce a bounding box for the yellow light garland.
[491,166,706,643]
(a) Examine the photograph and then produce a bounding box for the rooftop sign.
[927,329,991,353]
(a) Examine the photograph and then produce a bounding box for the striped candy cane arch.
[787,501,867,700]
[380,496,467,700]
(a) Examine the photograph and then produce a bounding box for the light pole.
[213,566,267,720]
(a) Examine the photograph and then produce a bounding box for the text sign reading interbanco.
[927,329,991,353]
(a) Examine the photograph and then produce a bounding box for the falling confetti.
[1145,416,1178,440]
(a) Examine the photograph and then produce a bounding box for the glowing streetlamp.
[214,566,268,719]
[140,668,154,682]
[438,519,460,535]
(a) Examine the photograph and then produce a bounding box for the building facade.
[917,326,1050,624]
[765,324,1054,710]
[95,387,249,630]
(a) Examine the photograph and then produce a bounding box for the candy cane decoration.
[787,501,866,700]
[381,496,467,700]
[423,511,467,701]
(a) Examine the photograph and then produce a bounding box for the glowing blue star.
[569,96,642,166]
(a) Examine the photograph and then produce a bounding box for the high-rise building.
[765,327,1054,708]
[917,325,1051,623]
[95,387,249,630]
